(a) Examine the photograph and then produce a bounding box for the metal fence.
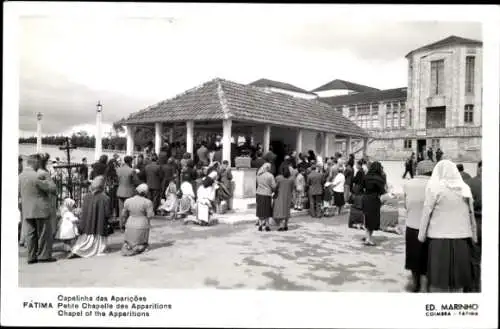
[52,163,90,209]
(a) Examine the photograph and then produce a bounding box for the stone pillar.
[263,124,271,153]
[222,119,232,163]
[95,102,103,161]
[296,129,303,154]
[126,126,135,156]
[36,112,43,153]
[362,137,369,157]
[323,132,330,158]
[346,136,352,155]
[168,126,174,143]
[154,122,162,155]
[186,120,194,157]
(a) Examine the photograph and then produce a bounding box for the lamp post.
[36,112,43,153]
[95,101,103,162]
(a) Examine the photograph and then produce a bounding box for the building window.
[408,108,412,127]
[392,102,399,128]
[371,103,379,128]
[357,103,370,129]
[465,56,475,94]
[400,101,406,127]
[404,139,412,149]
[430,139,440,149]
[431,59,445,95]
[464,104,474,123]
[349,105,356,120]
[385,103,392,128]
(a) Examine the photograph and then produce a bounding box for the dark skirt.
[348,207,364,227]
[405,227,428,274]
[323,186,333,202]
[427,238,474,290]
[256,194,273,219]
[333,191,345,207]
[362,194,381,231]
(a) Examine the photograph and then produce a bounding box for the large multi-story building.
[248,35,482,161]
[402,35,482,162]
[259,36,482,161]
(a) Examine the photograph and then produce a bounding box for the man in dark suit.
[306,165,324,218]
[465,160,482,292]
[457,163,472,181]
[117,156,138,220]
[134,154,147,183]
[19,155,57,264]
[145,154,163,213]
[251,151,266,169]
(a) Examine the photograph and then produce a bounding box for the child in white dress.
[55,198,80,251]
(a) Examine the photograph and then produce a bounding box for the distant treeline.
[19,128,157,151]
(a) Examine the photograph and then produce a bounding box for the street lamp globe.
[37,112,43,121]
[96,101,103,113]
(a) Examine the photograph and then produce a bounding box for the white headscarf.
[426,160,472,199]
[181,181,195,198]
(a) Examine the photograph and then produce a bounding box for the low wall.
[232,168,257,198]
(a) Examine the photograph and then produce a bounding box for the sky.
[18,12,482,137]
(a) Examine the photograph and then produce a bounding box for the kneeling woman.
[120,183,155,256]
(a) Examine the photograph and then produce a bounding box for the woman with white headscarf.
[120,183,155,256]
[418,160,477,292]
[194,171,218,225]
[178,180,196,218]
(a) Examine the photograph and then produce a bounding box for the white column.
[296,129,303,154]
[186,120,194,157]
[222,119,232,163]
[263,124,271,153]
[168,126,174,143]
[346,136,352,155]
[362,137,369,157]
[331,134,336,156]
[154,122,162,155]
[323,132,330,158]
[36,112,43,153]
[126,126,135,156]
[95,106,103,161]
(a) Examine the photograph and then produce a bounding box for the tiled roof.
[320,87,407,107]
[249,78,317,96]
[405,35,482,58]
[120,78,368,138]
[311,79,380,93]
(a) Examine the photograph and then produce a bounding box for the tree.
[112,119,126,136]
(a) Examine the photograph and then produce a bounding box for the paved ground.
[19,211,409,291]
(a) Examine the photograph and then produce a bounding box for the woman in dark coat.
[105,159,120,218]
[361,161,386,246]
[68,176,111,258]
[348,160,366,229]
[273,166,296,231]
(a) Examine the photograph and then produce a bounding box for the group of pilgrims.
[18,135,482,293]
[18,137,237,259]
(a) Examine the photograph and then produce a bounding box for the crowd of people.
[18,137,482,294]
[18,138,238,260]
